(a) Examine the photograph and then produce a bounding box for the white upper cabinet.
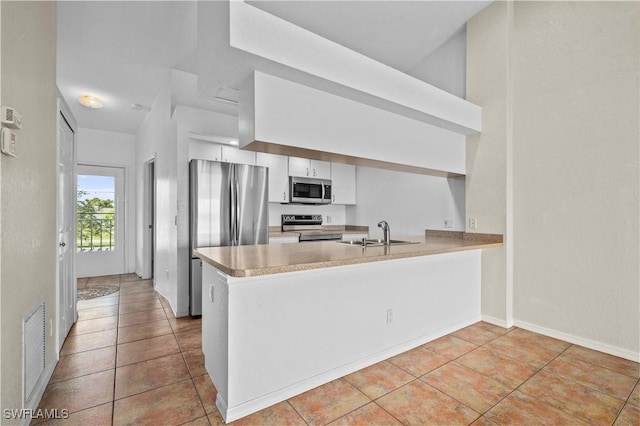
[256,152,289,203]
[222,146,256,165]
[312,160,331,180]
[330,163,356,205]
[288,157,331,179]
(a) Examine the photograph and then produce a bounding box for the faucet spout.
[377,220,390,245]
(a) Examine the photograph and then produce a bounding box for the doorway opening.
[75,165,126,277]
[143,159,156,280]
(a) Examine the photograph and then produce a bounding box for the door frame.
[141,157,156,280]
[56,95,77,353]
[75,164,127,277]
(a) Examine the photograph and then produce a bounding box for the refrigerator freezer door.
[190,160,233,249]
[234,164,269,245]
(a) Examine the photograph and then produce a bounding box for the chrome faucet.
[377,220,390,245]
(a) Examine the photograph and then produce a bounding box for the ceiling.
[57,1,491,135]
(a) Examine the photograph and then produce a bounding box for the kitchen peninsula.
[195,231,502,422]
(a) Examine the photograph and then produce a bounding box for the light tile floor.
[34,274,640,425]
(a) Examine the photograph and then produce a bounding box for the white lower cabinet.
[202,250,481,422]
[331,163,356,204]
[256,152,289,203]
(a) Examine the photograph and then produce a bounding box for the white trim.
[219,316,479,422]
[514,319,640,363]
[141,158,156,280]
[481,314,511,329]
[56,104,77,353]
[21,359,56,426]
[57,88,77,131]
[76,164,127,276]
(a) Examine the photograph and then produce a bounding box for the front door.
[58,113,75,350]
[76,165,126,277]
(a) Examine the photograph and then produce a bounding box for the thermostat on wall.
[1,106,23,129]
[1,128,17,157]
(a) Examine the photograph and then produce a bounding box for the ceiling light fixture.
[78,95,104,109]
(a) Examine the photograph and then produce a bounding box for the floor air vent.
[23,300,46,407]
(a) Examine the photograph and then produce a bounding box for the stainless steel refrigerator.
[189,159,268,316]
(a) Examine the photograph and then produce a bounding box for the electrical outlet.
[386,308,393,324]
[469,217,478,230]
[444,218,453,228]
[166,269,170,280]
[326,215,332,224]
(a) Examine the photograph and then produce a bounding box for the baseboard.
[218,316,480,422]
[21,358,57,426]
[481,314,511,329]
[514,319,640,363]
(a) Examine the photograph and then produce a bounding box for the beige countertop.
[195,230,503,278]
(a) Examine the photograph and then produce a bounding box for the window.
[77,174,116,252]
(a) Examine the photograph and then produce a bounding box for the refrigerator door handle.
[230,166,238,246]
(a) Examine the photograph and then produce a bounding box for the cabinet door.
[331,163,356,204]
[190,143,222,162]
[257,152,289,203]
[288,156,310,177]
[310,160,331,179]
[222,146,256,165]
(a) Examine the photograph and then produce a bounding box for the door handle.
[59,242,66,247]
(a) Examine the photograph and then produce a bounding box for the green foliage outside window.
[77,193,115,251]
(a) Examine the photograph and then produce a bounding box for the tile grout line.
[285,400,310,426]
[110,274,123,425]
[610,376,640,425]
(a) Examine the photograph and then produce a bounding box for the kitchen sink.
[338,238,419,247]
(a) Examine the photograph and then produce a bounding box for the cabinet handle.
[313,168,316,177]
[306,167,309,176]
[283,192,286,201]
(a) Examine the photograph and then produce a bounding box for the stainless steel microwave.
[289,176,332,204]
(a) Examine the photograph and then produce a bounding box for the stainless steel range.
[281,214,342,242]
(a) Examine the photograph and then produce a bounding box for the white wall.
[347,167,465,238]
[347,29,468,238]
[466,1,512,325]
[135,76,179,312]
[409,28,467,99]
[243,71,467,176]
[511,2,639,358]
[77,128,136,274]
[467,1,639,359]
[0,1,57,415]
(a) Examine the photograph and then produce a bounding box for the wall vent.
[23,300,46,408]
